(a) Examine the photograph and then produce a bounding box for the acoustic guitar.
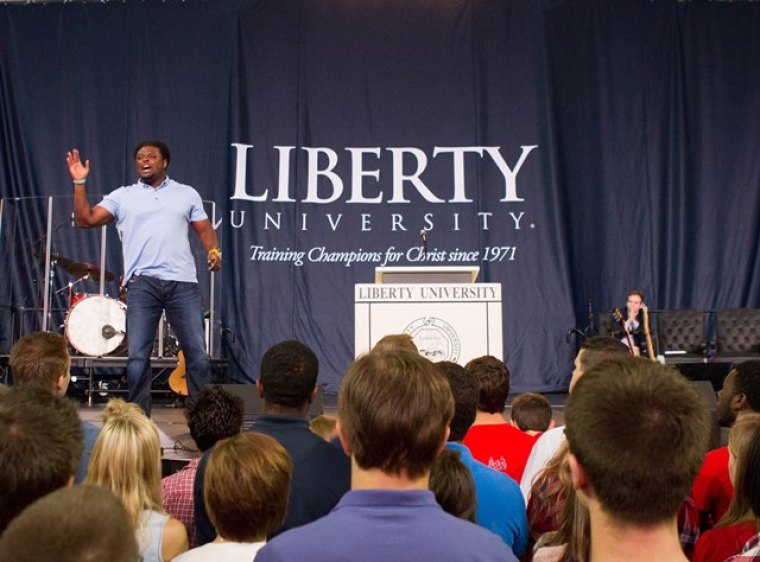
[612,308,636,356]
[642,304,656,362]
[168,351,188,396]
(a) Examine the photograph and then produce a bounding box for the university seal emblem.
[403,317,461,362]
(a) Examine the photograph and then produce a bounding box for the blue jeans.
[126,275,210,416]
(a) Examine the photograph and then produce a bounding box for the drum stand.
[47,255,63,332]
[55,275,89,312]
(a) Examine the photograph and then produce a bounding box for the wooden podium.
[355,266,503,364]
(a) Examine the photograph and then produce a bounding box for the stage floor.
[77,392,344,468]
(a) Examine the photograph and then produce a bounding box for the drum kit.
[46,253,188,400]
[52,253,128,357]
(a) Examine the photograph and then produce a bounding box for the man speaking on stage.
[66,141,222,416]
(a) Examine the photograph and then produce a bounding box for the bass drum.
[65,295,127,356]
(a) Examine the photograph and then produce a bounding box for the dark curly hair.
[185,386,244,452]
[734,361,760,412]
[133,140,171,166]
[259,341,318,409]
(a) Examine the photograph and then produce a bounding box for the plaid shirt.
[726,532,760,561]
[161,457,200,548]
[677,495,701,559]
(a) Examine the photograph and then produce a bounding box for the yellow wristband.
[208,248,222,259]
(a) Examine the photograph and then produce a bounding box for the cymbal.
[51,253,115,282]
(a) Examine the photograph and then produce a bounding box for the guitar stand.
[170,395,187,409]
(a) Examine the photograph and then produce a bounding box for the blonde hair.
[718,412,760,529]
[371,334,418,354]
[85,400,163,526]
[309,415,338,442]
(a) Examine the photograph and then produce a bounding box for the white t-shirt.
[519,425,567,502]
[174,540,266,562]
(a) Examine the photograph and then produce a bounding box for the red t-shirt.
[693,521,757,562]
[463,423,539,482]
[691,446,734,526]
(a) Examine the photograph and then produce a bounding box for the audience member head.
[205,432,292,542]
[464,355,509,414]
[429,448,477,522]
[338,351,453,481]
[9,331,71,395]
[717,412,760,528]
[259,340,318,412]
[438,361,478,442]
[85,399,162,526]
[0,386,83,533]
[185,385,244,452]
[511,392,554,434]
[717,361,760,427]
[565,358,710,525]
[309,414,338,442]
[372,334,419,354]
[569,336,630,392]
[0,484,138,562]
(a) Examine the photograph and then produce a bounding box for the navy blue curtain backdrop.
[1,0,759,392]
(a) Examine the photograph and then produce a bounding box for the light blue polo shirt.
[97,177,208,283]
